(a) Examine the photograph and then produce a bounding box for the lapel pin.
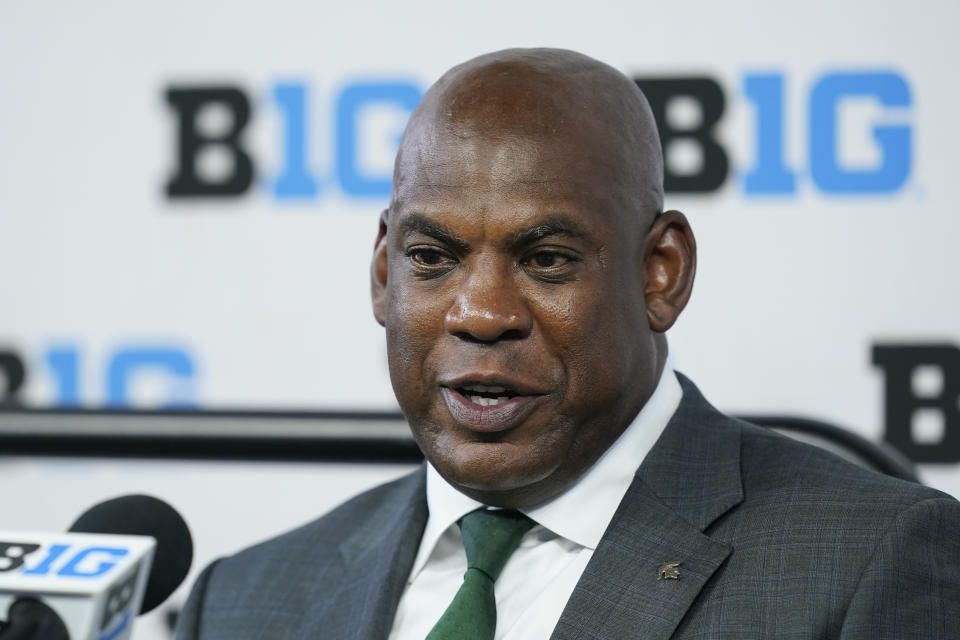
[658,561,681,580]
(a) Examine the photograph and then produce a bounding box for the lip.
[439,372,546,397]
[439,373,547,433]
[441,387,542,433]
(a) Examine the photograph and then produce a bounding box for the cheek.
[533,278,643,405]
[385,276,449,393]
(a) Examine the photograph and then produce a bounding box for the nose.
[445,259,533,343]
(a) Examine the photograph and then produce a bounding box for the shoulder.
[652,373,957,533]
[726,417,960,575]
[214,466,424,583]
[736,419,952,511]
[732,422,960,636]
[175,467,426,639]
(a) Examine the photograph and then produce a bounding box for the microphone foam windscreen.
[69,494,193,614]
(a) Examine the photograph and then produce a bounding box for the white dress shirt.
[388,366,683,640]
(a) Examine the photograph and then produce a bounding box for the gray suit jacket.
[176,377,960,639]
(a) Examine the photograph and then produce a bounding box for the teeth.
[463,385,507,393]
[467,395,511,407]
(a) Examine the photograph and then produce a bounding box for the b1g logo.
[637,71,911,194]
[163,69,912,201]
[0,542,140,638]
[0,344,196,408]
[0,541,128,578]
[165,80,422,200]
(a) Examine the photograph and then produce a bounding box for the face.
[372,119,688,508]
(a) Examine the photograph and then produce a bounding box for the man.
[176,49,960,639]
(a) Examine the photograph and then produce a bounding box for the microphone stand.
[0,599,69,640]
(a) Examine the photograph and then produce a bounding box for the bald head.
[372,48,696,507]
[392,48,664,228]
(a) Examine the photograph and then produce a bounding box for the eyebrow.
[505,214,589,252]
[396,212,590,254]
[397,213,471,253]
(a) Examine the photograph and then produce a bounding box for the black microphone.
[0,495,193,639]
[69,494,193,614]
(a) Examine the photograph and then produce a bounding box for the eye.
[520,248,580,282]
[410,249,446,265]
[529,252,567,268]
[405,246,457,273]
[523,250,572,269]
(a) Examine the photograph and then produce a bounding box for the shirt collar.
[412,365,682,576]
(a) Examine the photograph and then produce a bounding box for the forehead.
[393,124,628,230]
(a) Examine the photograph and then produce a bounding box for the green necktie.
[425,509,535,640]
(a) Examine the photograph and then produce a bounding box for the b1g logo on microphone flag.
[0,541,128,579]
[0,532,155,640]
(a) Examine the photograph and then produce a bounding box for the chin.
[435,441,562,503]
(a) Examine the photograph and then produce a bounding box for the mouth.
[456,383,518,406]
[439,377,546,433]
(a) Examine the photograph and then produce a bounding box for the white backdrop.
[2,1,959,637]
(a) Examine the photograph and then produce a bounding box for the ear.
[642,210,696,332]
[370,209,389,326]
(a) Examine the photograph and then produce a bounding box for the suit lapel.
[296,467,428,640]
[552,375,744,640]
